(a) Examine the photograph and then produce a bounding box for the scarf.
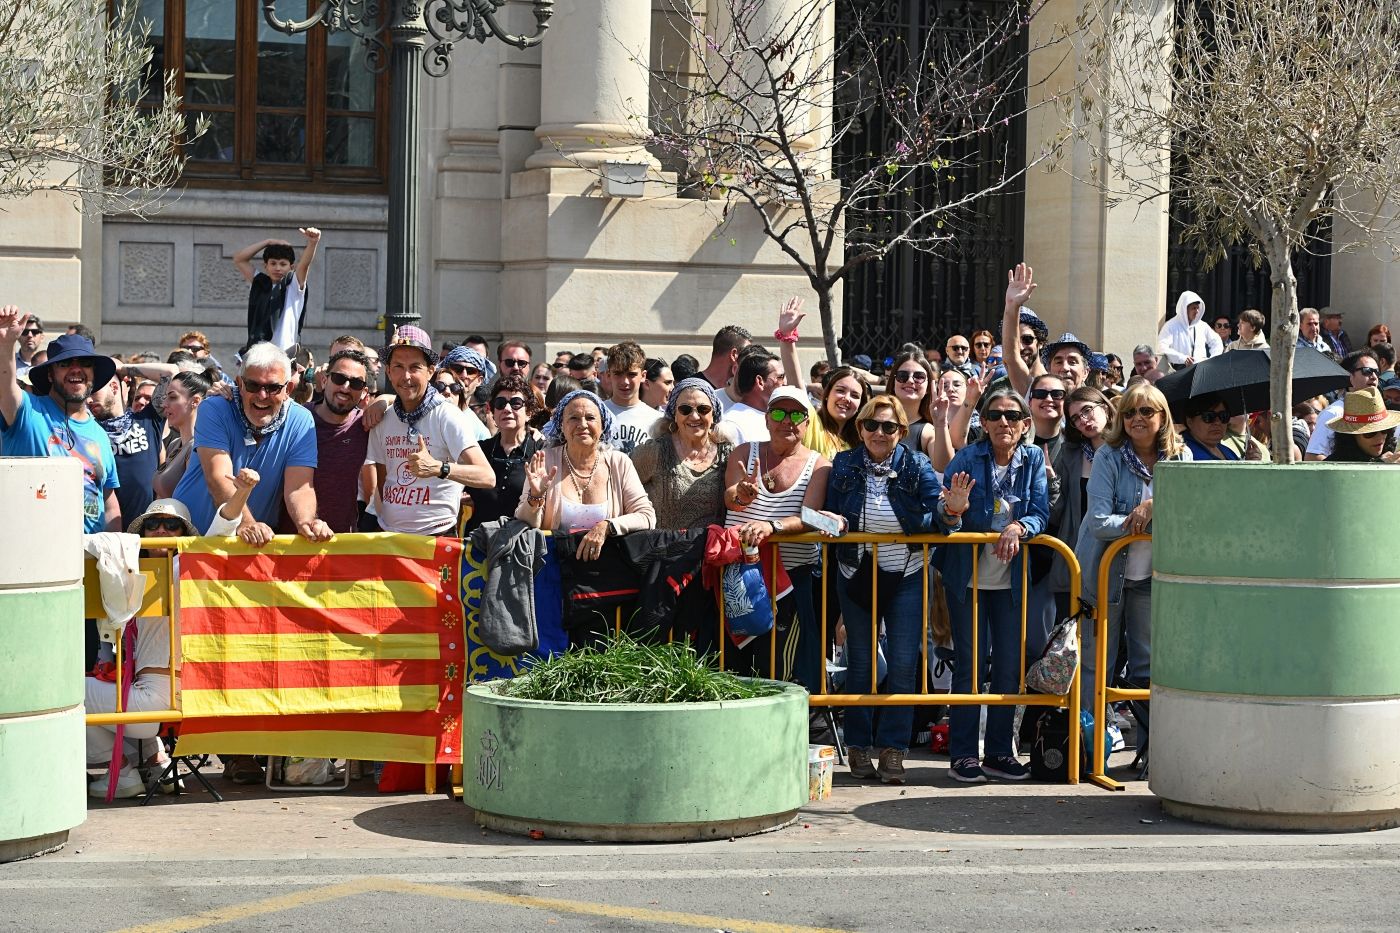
[862,448,897,480]
[1122,444,1155,484]
[394,384,444,440]
[542,389,615,447]
[663,377,722,424]
[992,444,1024,500]
[231,388,289,446]
[98,409,135,438]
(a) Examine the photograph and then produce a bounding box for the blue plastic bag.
[722,547,774,637]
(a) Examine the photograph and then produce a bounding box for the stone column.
[525,0,657,169]
[1020,0,1170,354]
[1328,194,1400,333]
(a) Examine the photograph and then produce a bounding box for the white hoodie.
[1158,290,1223,366]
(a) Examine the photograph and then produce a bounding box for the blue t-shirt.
[102,407,165,525]
[1,393,119,532]
[173,395,318,531]
[1183,433,1240,462]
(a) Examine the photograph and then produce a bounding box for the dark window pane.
[256,113,306,163]
[122,0,166,103]
[183,0,236,106]
[326,31,377,112]
[257,16,307,107]
[187,111,234,162]
[325,116,376,167]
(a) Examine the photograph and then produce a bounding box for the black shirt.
[464,433,542,534]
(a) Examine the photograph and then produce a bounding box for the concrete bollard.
[0,458,86,861]
[1150,462,1400,831]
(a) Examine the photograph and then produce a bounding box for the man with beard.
[88,373,166,523]
[296,348,372,534]
[173,341,332,545]
[14,315,45,379]
[369,326,493,535]
[0,306,121,532]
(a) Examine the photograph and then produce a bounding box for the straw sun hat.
[1327,387,1400,435]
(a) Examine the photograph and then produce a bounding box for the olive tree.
[0,0,196,215]
[1076,0,1400,461]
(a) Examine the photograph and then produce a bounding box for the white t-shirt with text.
[604,399,661,454]
[369,402,478,534]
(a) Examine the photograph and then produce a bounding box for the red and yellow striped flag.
[174,534,464,764]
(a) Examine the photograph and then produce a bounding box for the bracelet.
[773,328,800,344]
[526,492,545,507]
[943,505,965,517]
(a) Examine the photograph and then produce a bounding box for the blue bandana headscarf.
[542,389,615,447]
[663,377,721,424]
[441,345,492,380]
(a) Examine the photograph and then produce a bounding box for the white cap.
[766,386,812,411]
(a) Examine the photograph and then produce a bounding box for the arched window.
[122,0,389,190]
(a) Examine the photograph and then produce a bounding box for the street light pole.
[263,0,553,337]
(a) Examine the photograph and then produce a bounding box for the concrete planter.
[0,459,85,862]
[1150,462,1400,831]
[462,680,808,841]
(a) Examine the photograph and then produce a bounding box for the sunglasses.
[500,358,530,369]
[431,381,465,396]
[894,370,927,383]
[241,377,287,396]
[22,328,43,336]
[327,371,368,391]
[767,408,809,425]
[982,410,1027,423]
[181,343,205,352]
[1353,366,1380,378]
[1214,322,1232,329]
[552,362,568,370]
[490,396,527,411]
[676,403,713,417]
[1070,403,1103,424]
[142,517,188,534]
[1030,388,1066,401]
[448,363,481,378]
[860,418,900,435]
[948,344,969,353]
[1194,410,1230,424]
[1127,406,1162,419]
[973,341,992,348]
[1019,334,1038,346]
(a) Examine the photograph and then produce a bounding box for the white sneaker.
[89,767,147,799]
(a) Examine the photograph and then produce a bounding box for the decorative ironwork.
[836,0,1026,359]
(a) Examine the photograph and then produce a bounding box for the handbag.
[1025,608,1084,695]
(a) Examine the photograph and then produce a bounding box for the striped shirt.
[725,445,820,570]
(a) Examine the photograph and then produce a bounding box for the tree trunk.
[1267,244,1300,463]
[817,284,839,366]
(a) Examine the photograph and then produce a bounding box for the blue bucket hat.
[1041,332,1093,367]
[27,333,117,396]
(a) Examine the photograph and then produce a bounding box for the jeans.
[1081,577,1152,706]
[948,588,1020,761]
[837,570,924,751]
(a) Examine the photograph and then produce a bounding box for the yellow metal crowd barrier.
[723,531,1084,784]
[1085,533,1151,792]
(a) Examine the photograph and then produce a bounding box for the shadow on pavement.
[354,799,547,846]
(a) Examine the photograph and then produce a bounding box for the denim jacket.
[1074,442,1192,611]
[825,443,954,575]
[937,439,1050,604]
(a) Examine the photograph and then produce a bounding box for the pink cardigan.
[514,446,656,534]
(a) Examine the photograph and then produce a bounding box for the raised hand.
[1005,262,1036,309]
[407,436,440,479]
[778,296,806,334]
[299,227,321,243]
[943,471,974,513]
[0,306,30,345]
[233,468,260,490]
[929,381,949,421]
[965,368,990,409]
[733,460,762,506]
[525,450,557,498]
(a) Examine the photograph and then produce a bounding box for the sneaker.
[89,767,147,799]
[847,747,879,780]
[949,757,987,784]
[1107,722,1126,753]
[877,748,907,785]
[982,755,1030,781]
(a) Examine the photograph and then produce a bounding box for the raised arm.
[294,227,321,288]
[231,238,286,283]
[0,306,30,427]
[775,296,807,388]
[1000,263,1038,396]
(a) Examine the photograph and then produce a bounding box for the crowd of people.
[4,240,1393,794]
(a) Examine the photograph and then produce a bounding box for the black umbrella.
[1155,347,1349,417]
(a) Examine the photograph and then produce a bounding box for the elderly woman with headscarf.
[1158,290,1223,368]
[629,377,735,530]
[437,345,493,441]
[518,389,656,559]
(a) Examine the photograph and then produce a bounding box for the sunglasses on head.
[241,377,287,396]
[1127,406,1161,419]
[676,403,713,417]
[982,409,1027,423]
[143,517,187,534]
[1019,334,1038,346]
[894,370,927,383]
[327,371,368,391]
[500,358,530,369]
[431,381,464,396]
[767,408,809,425]
[1030,388,1066,401]
[490,396,527,411]
[860,418,900,435]
[1194,410,1229,424]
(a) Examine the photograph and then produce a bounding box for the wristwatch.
[769,519,783,534]
[438,461,451,480]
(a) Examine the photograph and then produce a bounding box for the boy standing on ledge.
[233,227,322,352]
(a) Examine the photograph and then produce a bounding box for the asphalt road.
[6,843,1399,931]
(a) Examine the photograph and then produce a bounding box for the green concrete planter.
[1150,462,1400,831]
[462,679,808,841]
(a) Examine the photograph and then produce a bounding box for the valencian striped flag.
[174,534,465,764]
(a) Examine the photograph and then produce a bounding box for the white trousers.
[85,674,171,766]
